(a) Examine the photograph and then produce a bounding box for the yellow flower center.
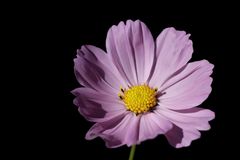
[118,85,158,114]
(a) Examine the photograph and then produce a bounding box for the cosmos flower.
[72,20,215,148]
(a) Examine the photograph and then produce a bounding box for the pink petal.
[158,60,214,110]
[149,27,193,88]
[165,125,201,148]
[138,111,173,143]
[106,20,155,85]
[85,113,126,141]
[158,107,215,148]
[86,113,140,148]
[77,45,128,88]
[158,107,215,131]
[74,45,127,94]
[72,88,126,122]
[85,108,173,148]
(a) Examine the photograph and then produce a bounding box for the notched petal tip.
[76,47,85,57]
[85,131,97,140]
[205,109,215,121]
[161,27,191,40]
[85,123,103,140]
[163,27,184,34]
[76,49,80,54]
[163,27,176,31]
[201,59,215,68]
[113,19,145,29]
[71,88,79,96]
[126,19,134,24]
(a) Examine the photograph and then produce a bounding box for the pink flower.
[72,20,215,148]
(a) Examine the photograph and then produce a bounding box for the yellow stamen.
[118,85,158,114]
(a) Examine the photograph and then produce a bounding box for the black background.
[5,7,237,160]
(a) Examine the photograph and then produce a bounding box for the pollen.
[118,84,158,114]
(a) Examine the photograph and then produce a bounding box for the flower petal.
[72,88,126,122]
[74,45,127,94]
[106,20,155,85]
[149,27,193,88]
[158,107,215,148]
[138,111,173,143]
[85,113,126,141]
[158,60,214,110]
[158,107,215,131]
[86,113,140,148]
[165,125,201,148]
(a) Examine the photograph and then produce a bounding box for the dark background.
[7,7,238,160]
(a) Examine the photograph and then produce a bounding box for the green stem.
[128,145,136,160]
